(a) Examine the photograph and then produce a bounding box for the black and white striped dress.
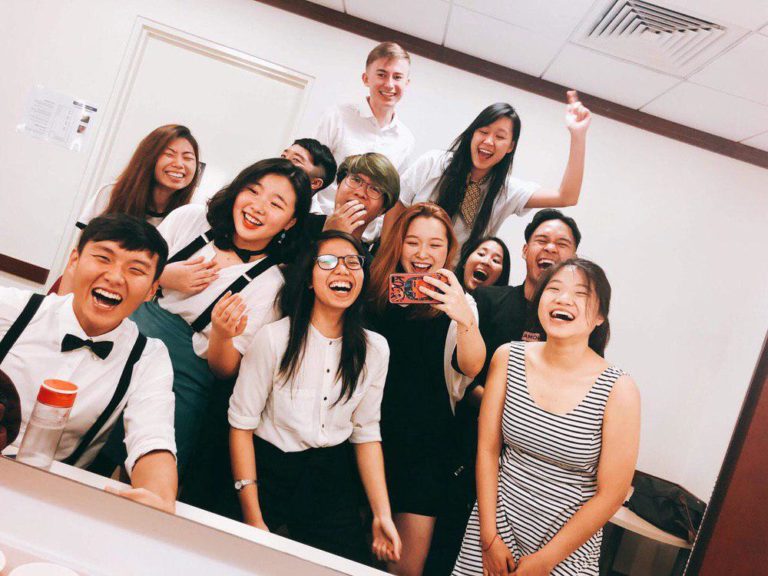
[453,342,624,576]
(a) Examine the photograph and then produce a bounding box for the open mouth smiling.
[550,309,574,322]
[472,268,488,282]
[411,262,431,271]
[538,258,555,270]
[91,287,123,309]
[329,280,352,293]
[243,212,263,227]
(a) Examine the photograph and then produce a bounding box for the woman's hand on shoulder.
[211,291,248,340]
[482,535,516,576]
[421,269,474,328]
[565,90,591,138]
[161,256,219,294]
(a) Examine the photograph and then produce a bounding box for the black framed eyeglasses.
[345,174,385,199]
[315,254,365,271]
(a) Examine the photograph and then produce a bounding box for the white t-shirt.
[0,288,176,473]
[228,317,390,452]
[313,97,415,241]
[399,150,540,246]
[156,204,284,358]
[76,184,166,229]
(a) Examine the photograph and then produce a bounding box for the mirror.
[2,1,766,574]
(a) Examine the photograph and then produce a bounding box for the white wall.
[2,0,767,500]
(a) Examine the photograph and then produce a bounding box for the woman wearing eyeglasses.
[302,153,400,256]
[229,230,402,565]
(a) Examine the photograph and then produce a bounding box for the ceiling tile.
[445,6,565,77]
[305,0,345,11]
[453,0,595,39]
[642,82,768,141]
[543,44,681,109]
[741,131,768,151]
[345,0,450,44]
[665,0,768,31]
[689,34,768,104]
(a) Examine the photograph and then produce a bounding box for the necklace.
[231,244,268,263]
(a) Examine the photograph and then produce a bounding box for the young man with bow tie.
[0,214,178,512]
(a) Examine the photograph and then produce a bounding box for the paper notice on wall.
[17,86,99,152]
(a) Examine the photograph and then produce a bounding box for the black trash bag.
[626,470,706,544]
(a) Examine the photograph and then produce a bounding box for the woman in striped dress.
[453,258,640,576]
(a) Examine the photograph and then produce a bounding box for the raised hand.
[211,291,248,340]
[324,199,368,235]
[565,90,591,136]
[162,255,219,294]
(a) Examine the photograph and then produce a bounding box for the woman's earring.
[278,230,286,245]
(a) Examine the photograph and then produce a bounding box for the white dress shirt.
[156,204,284,358]
[0,288,176,473]
[443,292,480,411]
[313,98,415,241]
[76,184,165,229]
[399,150,540,246]
[228,317,390,452]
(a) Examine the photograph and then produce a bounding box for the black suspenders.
[165,228,277,333]
[0,292,147,467]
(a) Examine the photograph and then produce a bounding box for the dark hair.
[434,103,521,248]
[278,231,369,404]
[529,258,611,356]
[524,209,582,247]
[293,138,337,191]
[206,158,311,261]
[77,214,169,280]
[455,236,511,290]
[105,124,200,218]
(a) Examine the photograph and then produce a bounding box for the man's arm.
[107,450,178,513]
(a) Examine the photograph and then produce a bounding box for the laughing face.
[470,116,516,178]
[463,240,505,291]
[523,219,577,286]
[232,173,297,251]
[363,56,410,112]
[153,137,197,194]
[312,238,365,313]
[400,216,449,274]
[67,240,159,337]
[538,266,603,342]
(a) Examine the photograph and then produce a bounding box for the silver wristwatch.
[234,478,257,492]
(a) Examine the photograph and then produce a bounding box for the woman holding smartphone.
[367,202,485,576]
[453,259,640,576]
[229,231,401,564]
[383,92,590,252]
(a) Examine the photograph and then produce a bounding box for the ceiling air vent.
[574,0,747,76]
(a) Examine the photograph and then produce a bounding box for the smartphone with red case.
[389,272,446,305]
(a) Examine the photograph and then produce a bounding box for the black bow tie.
[61,334,114,360]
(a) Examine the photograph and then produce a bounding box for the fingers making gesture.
[565,89,591,136]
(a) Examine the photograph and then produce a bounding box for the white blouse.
[399,149,540,246]
[76,184,165,229]
[228,317,390,452]
[0,288,175,473]
[156,204,284,358]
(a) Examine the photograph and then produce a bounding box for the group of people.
[0,41,640,576]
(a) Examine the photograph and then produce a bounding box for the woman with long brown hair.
[367,202,485,576]
[76,124,200,229]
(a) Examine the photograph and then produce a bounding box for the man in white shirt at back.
[314,41,415,241]
[0,214,177,512]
